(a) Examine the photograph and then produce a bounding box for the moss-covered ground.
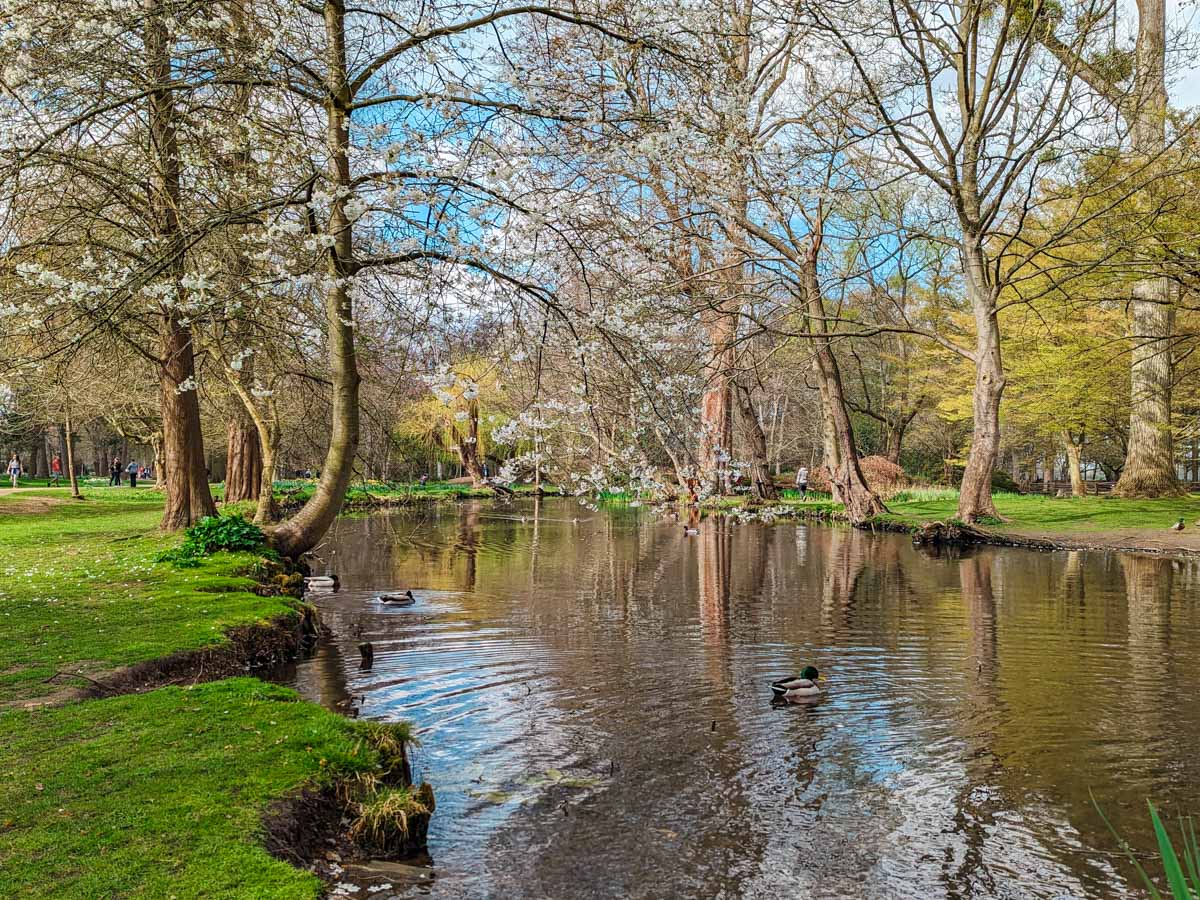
[0,487,402,898]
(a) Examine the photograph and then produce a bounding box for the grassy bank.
[878,489,1200,535]
[274,478,544,509]
[0,487,421,898]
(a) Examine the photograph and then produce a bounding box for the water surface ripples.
[291,499,1200,898]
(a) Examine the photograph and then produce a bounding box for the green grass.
[0,488,299,705]
[0,679,389,899]
[275,478,545,506]
[0,488,417,897]
[877,491,1200,534]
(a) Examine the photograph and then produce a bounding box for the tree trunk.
[219,7,263,508]
[1114,0,1180,497]
[224,417,262,503]
[32,437,47,478]
[268,0,360,558]
[734,381,777,500]
[159,316,218,528]
[957,244,1004,522]
[454,399,486,487]
[146,0,215,529]
[255,430,280,524]
[801,252,885,522]
[1062,430,1086,497]
[64,409,81,499]
[1114,279,1181,496]
[816,371,843,503]
[698,323,735,495]
[152,437,165,491]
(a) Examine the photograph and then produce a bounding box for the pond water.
[291,498,1200,899]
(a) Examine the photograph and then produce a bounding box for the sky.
[1161,0,1199,105]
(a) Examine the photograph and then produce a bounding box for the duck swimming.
[304,574,340,592]
[770,666,821,699]
[378,590,416,606]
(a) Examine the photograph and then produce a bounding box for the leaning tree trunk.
[146,0,215,529]
[268,0,360,558]
[801,252,885,522]
[734,381,777,500]
[957,244,1004,522]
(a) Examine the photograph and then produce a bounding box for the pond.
[292,498,1200,898]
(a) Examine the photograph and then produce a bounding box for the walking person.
[795,465,809,498]
[7,453,21,488]
[49,454,63,487]
[126,460,139,489]
[110,456,121,487]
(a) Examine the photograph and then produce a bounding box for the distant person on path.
[7,453,21,488]
[110,457,122,486]
[126,460,139,489]
[49,454,63,486]
[795,466,809,498]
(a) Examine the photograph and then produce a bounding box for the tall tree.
[1039,0,1183,496]
[827,0,1113,520]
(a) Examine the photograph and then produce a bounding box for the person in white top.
[795,465,809,497]
[7,453,21,488]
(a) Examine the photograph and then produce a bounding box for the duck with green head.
[770,666,821,699]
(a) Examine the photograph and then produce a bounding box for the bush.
[809,455,910,499]
[157,514,267,566]
[991,470,1022,494]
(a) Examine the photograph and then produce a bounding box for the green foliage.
[991,470,1022,494]
[158,513,267,566]
[1098,796,1200,900]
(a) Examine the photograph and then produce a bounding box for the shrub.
[991,470,1022,494]
[809,455,910,499]
[157,514,267,566]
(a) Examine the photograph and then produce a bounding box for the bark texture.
[224,417,263,503]
[268,0,359,557]
[1113,0,1180,497]
[147,0,215,528]
[734,381,777,500]
[956,242,1004,522]
[801,251,886,522]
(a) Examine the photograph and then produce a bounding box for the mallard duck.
[304,574,340,592]
[684,526,699,536]
[1171,518,1185,532]
[771,666,821,699]
[378,590,416,606]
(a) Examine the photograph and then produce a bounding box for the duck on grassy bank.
[378,590,416,606]
[770,666,821,700]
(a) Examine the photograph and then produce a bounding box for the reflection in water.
[294,500,1200,899]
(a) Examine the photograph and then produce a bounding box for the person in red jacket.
[49,454,63,487]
